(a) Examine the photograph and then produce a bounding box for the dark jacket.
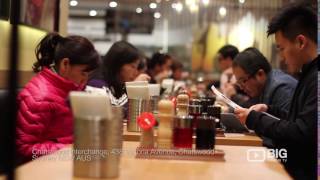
[258,69,297,148]
[259,69,297,116]
[246,56,318,179]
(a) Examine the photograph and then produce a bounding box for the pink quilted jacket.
[16,68,81,162]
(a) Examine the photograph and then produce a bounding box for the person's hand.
[234,107,251,125]
[154,70,170,83]
[134,73,151,81]
[249,104,268,112]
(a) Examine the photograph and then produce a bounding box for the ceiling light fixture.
[69,0,78,7]
[219,6,227,17]
[149,3,157,9]
[136,7,143,13]
[171,3,177,9]
[175,2,183,13]
[189,4,198,13]
[109,1,118,8]
[89,10,97,16]
[185,0,196,6]
[202,0,209,6]
[154,12,161,19]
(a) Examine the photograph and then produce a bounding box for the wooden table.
[123,127,263,147]
[7,142,290,180]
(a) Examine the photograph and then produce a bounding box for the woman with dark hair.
[147,52,173,83]
[87,41,150,106]
[16,32,100,162]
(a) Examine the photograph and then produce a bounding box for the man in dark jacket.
[235,3,317,179]
[233,47,297,148]
[233,47,297,114]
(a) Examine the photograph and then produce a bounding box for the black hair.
[233,47,271,75]
[103,41,142,98]
[267,2,317,43]
[138,57,147,72]
[147,52,171,70]
[33,32,99,73]
[217,45,239,60]
[171,60,183,72]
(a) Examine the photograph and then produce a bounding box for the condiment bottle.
[195,114,216,149]
[173,116,193,148]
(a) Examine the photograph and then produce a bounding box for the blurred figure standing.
[216,44,239,95]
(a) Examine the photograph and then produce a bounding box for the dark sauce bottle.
[195,113,216,149]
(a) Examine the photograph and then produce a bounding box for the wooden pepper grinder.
[157,99,174,149]
[176,93,189,116]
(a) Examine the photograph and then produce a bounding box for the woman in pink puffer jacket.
[16,33,99,163]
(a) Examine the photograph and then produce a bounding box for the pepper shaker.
[157,99,174,149]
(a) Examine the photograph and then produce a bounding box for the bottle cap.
[137,112,156,130]
[200,97,215,113]
[189,105,202,114]
[197,115,216,129]
[207,105,221,119]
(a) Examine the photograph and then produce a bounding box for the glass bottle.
[173,116,193,148]
[195,114,216,149]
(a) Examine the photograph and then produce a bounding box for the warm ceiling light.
[149,3,157,9]
[136,7,143,14]
[171,3,176,9]
[202,0,209,6]
[239,0,245,3]
[185,0,195,6]
[154,12,161,19]
[89,10,97,16]
[109,1,118,8]
[189,4,198,13]
[219,6,227,17]
[69,0,78,6]
[175,2,183,13]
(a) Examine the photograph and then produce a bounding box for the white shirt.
[85,85,128,106]
[220,67,236,96]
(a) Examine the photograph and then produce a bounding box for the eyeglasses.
[235,75,253,88]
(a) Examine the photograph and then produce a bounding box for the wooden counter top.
[8,142,290,180]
